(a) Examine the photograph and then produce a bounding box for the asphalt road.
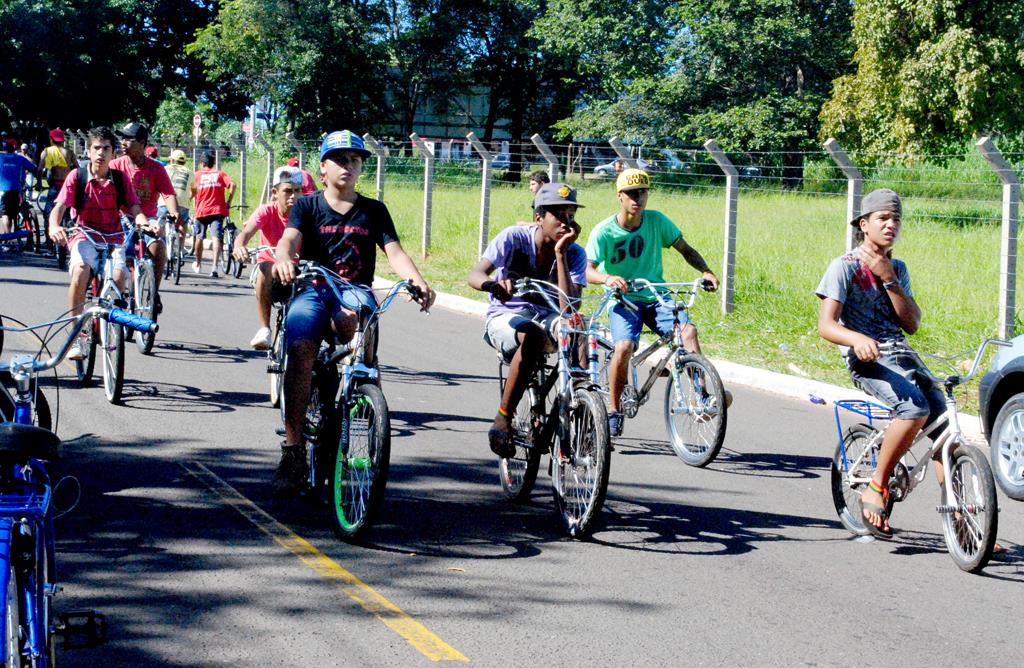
[2,250,1023,666]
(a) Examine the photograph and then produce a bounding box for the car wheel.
[990,392,1024,501]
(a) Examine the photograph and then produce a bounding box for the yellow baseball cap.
[169,149,187,164]
[616,168,650,192]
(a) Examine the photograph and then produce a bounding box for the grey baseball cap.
[851,188,902,226]
[534,182,584,208]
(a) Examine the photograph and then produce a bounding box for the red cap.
[287,157,299,167]
[145,145,158,158]
[49,128,65,143]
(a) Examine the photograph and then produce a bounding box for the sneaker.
[272,442,309,498]
[724,389,733,409]
[210,268,219,278]
[192,261,201,274]
[250,327,272,350]
[608,411,624,438]
[67,336,87,361]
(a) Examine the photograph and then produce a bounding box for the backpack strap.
[73,166,128,215]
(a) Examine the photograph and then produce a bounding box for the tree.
[0,0,217,133]
[820,0,1024,160]
[534,0,854,182]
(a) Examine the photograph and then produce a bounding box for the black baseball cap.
[116,122,149,143]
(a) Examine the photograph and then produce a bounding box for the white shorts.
[69,238,127,278]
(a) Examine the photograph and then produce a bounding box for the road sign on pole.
[193,114,202,129]
[192,127,201,141]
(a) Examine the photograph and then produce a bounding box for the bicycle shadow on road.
[149,339,264,364]
[608,439,829,479]
[881,528,1024,581]
[118,378,268,414]
[380,363,495,388]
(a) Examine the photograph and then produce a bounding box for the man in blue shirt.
[0,139,37,235]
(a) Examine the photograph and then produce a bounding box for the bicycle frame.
[835,338,1012,507]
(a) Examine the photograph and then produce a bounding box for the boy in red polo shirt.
[47,126,153,360]
[191,152,236,277]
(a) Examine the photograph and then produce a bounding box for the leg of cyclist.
[148,237,166,289]
[250,262,274,349]
[192,218,206,273]
[605,300,651,437]
[484,313,549,456]
[209,217,224,278]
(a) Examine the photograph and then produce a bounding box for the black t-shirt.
[287,192,400,286]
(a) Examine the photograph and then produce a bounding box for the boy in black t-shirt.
[271,130,435,497]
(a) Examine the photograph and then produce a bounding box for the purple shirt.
[483,224,588,319]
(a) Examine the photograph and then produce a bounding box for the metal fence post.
[285,131,305,170]
[703,140,737,315]
[409,133,435,258]
[609,137,639,170]
[467,132,494,255]
[254,133,274,203]
[976,136,1020,338]
[530,134,559,182]
[362,134,386,202]
[235,135,248,218]
[823,138,863,251]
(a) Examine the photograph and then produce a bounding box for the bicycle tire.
[1,551,20,668]
[232,255,245,279]
[134,261,157,354]
[830,423,888,536]
[56,244,68,272]
[171,234,183,285]
[663,353,727,467]
[941,443,999,572]
[330,384,390,541]
[269,318,285,408]
[552,388,610,538]
[219,227,235,275]
[498,388,544,502]
[100,309,125,404]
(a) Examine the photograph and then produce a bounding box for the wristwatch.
[882,279,899,291]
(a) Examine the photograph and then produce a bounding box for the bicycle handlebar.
[0,301,156,375]
[293,261,425,316]
[511,277,580,317]
[0,230,31,242]
[877,338,1012,385]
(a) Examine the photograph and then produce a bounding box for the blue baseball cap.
[319,130,371,161]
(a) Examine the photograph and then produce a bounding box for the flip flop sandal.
[859,480,893,539]
[488,427,516,459]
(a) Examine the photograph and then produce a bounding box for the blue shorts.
[285,282,377,348]
[847,351,945,424]
[193,215,224,241]
[158,205,189,226]
[608,299,689,345]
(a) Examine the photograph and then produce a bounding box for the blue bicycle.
[0,302,156,665]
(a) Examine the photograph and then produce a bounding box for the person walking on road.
[191,152,235,277]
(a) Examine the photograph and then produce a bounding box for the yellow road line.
[181,461,469,663]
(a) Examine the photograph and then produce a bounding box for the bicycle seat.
[0,423,61,462]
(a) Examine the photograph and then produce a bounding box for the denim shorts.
[847,350,945,423]
[193,215,224,241]
[608,298,688,345]
[285,282,377,347]
[483,308,558,363]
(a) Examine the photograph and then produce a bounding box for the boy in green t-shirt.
[584,168,721,436]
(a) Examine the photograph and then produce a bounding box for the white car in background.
[593,158,655,177]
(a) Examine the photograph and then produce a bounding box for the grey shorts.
[483,309,558,363]
[847,350,945,424]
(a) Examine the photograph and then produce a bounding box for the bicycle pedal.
[267,363,281,374]
[56,610,107,648]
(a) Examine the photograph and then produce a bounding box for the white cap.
[273,166,303,187]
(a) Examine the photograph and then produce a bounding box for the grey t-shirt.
[815,249,913,359]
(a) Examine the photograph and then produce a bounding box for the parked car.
[659,149,687,171]
[979,334,1024,500]
[491,153,510,170]
[593,158,655,177]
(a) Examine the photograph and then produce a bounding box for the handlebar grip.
[0,230,31,241]
[699,279,715,291]
[107,308,159,333]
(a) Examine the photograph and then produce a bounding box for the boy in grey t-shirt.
[816,189,944,539]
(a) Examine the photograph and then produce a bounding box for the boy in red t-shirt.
[232,166,302,349]
[190,152,236,277]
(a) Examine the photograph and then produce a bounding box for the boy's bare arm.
[672,237,719,289]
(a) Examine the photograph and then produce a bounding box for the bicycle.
[67,227,134,403]
[123,220,160,355]
[163,212,184,286]
[218,218,237,277]
[496,278,611,538]
[0,303,154,666]
[241,245,285,410]
[586,278,727,467]
[282,262,424,540]
[829,338,1011,572]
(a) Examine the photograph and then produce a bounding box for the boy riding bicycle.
[233,166,303,349]
[584,168,724,437]
[46,126,153,360]
[468,182,587,458]
[271,130,435,497]
[816,188,946,538]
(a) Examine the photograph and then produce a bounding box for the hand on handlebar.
[851,333,881,362]
[700,272,719,292]
[603,274,628,291]
[48,225,68,247]
[482,279,515,302]
[138,219,161,236]
[272,257,297,284]
[232,244,250,265]
[409,281,435,312]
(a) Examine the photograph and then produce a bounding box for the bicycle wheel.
[1,556,20,668]
[219,227,235,275]
[99,309,125,404]
[663,353,727,467]
[269,319,285,408]
[134,261,157,354]
[232,255,245,279]
[552,388,611,538]
[498,389,544,502]
[171,235,183,285]
[941,443,998,572]
[830,423,888,536]
[330,384,390,540]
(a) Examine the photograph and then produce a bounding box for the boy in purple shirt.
[468,183,588,457]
